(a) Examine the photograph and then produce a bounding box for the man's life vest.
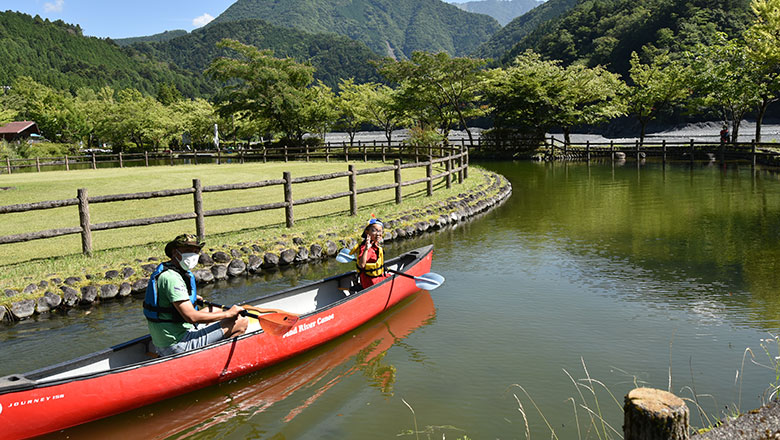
[350,243,384,277]
[143,262,198,323]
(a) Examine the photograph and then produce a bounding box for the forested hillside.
[133,19,383,88]
[0,12,211,96]
[208,0,501,58]
[114,30,188,47]
[474,0,576,60]
[503,0,754,74]
[453,0,543,26]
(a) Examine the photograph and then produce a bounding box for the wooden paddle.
[198,299,299,336]
[335,248,445,290]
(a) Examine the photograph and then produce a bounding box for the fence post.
[284,144,289,163]
[119,152,124,168]
[445,156,452,189]
[414,146,419,163]
[382,143,386,162]
[463,144,469,180]
[36,157,41,172]
[624,388,689,440]
[78,188,93,257]
[5,157,10,174]
[373,140,377,161]
[457,149,464,184]
[426,159,433,196]
[169,150,174,166]
[144,151,149,167]
[194,150,198,166]
[263,146,267,163]
[193,179,205,243]
[217,149,222,165]
[361,140,367,162]
[662,139,667,165]
[240,149,245,164]
[91,153,96,170]
[305,144,310,162]
[689,139,695,166]
[348,165,357,216]
[394,159,402,204]
[586,141,591,162]
[752,139,757,168]
[65,155,70,171]
[283,171,294,228]
[344,141,349,162]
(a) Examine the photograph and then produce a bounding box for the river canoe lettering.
[2,393,65,414]
[282,314,335,338]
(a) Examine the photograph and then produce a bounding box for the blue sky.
[3,0,237,38]
[3,0,469,39]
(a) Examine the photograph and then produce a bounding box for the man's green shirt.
[147,269,194,348]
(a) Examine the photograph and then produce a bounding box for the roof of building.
[0,121,38,134]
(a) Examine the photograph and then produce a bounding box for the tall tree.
[334,78,369,146]
[378,52,488,144]
[206,39,316,143]
[362,83,404,145]
[743,0,780,142]
[624,51,691,144]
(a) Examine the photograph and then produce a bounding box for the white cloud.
[44,0,64,13]
[192,13,214,28]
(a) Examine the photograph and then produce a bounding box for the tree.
[305,81,338,142]
[171,98,218,148]
[206,39,316,143]
[362,83,404,145]
[378,52,488,144]
[689,34,759,143]
[743,0,780,142]
[624,51,691,144]
[334,78,370,146]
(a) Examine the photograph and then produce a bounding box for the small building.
[0,121,41,142]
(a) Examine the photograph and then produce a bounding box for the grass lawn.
[0,160,484,291]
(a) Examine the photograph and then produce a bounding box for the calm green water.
[3,160,780,439]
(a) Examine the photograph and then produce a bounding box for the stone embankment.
[0,170,512,323]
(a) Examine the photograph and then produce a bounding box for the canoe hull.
[0,245,434,439]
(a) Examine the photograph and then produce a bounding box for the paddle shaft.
[198,299,261,319]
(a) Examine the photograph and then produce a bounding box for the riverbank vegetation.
[2,0,780,159]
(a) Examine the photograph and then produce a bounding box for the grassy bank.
[0,161,489,300]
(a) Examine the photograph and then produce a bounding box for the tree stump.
[624,387,689,440]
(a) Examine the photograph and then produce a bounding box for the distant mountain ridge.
[114,30,188,47]
[474,0,576,60]
[132,19,383,88]
[208,0,502,58]
[0,11,210,96]
[452,0,544,26]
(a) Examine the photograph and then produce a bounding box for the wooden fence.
[0,147,468,256]
[1,139,476,174]
[543,137,780,166]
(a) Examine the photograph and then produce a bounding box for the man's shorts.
[155,322,225,356]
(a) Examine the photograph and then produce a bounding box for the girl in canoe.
[350,217,389,288]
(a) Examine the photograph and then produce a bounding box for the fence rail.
[1,139,476,174]
[0,146,468,256]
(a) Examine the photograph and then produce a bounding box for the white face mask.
[178,252,200,271]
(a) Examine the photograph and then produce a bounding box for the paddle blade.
[414,272,445,291]
[336,248,355,263]
[255,312,298,337]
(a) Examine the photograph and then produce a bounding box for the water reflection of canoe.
[0,245,435,439]
[46,291,436,439]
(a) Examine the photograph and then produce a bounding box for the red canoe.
[0,245,435,439]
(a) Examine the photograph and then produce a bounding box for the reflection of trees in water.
[481,161,780,329]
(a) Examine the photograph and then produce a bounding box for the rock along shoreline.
[0,169,512,324]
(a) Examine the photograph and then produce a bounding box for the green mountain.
[114,29,188,47]
[0,11,211,96]
[504,0,754,74]
[452,0,544,26]
[474,0,576,60]
[208,0,502,58]
[132,19,383,88]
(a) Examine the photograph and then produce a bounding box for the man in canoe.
[143,233,248,356]
[350,217,390,289]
